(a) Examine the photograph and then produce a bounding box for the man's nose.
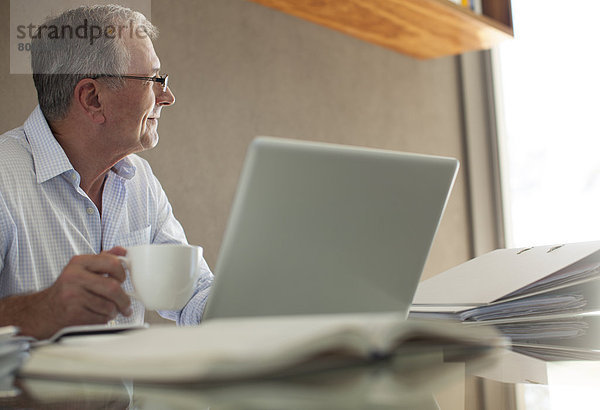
[157,85,175,106]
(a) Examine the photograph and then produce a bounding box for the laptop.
[202,137,459,321]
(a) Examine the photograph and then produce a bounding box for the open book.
[20,314,505,383]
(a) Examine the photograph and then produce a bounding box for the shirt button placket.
[85,204,101,253]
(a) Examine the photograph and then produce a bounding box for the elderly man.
[0,5,213,339]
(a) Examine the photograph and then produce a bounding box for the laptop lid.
[202,137,459,321]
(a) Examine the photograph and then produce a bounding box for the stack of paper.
[410,241,600,360]
[0,326,30,396]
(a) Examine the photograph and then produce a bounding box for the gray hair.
[31,4,158,122]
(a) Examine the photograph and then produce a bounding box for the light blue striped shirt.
[0,106,213,325]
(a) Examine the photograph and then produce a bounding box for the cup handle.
[117,255,129,271]
[117,256,138,301]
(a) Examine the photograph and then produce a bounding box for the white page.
[22,314,414,382]
[22,316,376,382]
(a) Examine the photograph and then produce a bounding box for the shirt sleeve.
[0,188,17,278]
[157,256,214,325]
[0,190,8,274]
[139,159,214,324]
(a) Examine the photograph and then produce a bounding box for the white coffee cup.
[119,244,202,310]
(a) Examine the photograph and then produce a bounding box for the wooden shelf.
[247,0,513,59]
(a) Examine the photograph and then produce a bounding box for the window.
[495,0,600,247]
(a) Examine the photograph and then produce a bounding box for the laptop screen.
[202,137,459,321]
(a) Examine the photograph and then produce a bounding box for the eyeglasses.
[92,74,169,92]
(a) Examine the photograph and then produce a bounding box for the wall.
[0,0,474,292]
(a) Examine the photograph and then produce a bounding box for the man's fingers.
[72,305,117,326]
[105,246,127,257]
[81,291,120,319]
[68,253,127,282]
[45,277,130,328]
[53,252,134,324]
[81,309,117,325]
[82,275,132,317]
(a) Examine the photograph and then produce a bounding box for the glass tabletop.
[2,346,599,409]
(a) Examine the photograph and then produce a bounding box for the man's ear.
[74,79,105,124]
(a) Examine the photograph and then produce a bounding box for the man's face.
[104,33,175,154]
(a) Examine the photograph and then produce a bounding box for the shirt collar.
[111,156,136,180]
[24,106,74,184]
[24,106,137,183]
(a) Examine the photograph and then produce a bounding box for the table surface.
[2,346,599,410]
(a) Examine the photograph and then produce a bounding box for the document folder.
[410,241,600,360]
[412,241,600,309]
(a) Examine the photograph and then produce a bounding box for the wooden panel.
[246,0,513,59]
[482,0,513,29]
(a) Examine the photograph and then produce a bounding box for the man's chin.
[140,133,159,151]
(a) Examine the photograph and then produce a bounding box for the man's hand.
[0,247,132,340]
